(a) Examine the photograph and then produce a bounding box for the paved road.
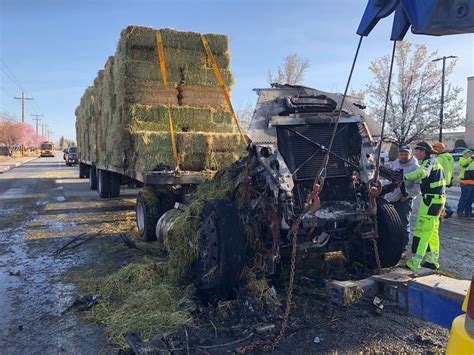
[0,156,111,354]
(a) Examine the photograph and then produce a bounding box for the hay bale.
[121,60,233,87]
[128,104,233,133]
[132,131,243,172]
[76,25,240,174]
[178,85,227,109]
[120,26,229,55]
[118,80,178,105]
[124,46,230,70]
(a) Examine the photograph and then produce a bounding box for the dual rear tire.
[97,169,121,198]
[79,163,90,179]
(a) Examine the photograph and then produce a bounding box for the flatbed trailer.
[78,160,208,188]
[78,159,211,241]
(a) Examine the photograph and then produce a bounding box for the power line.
[0,58,26,91]
[1,58,44,115]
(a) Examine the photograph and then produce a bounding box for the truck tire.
[97,169,112,198]
[345,201,404,269]
[79,163,90,179]
[89,167,97,190]
[136,188,177,242]
[110,172,121,198]
[196,199,246,302]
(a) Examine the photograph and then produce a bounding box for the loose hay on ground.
[85,261,194,347]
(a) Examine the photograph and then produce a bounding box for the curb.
[0,157,38,174]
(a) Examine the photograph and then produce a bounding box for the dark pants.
[392,198,413,251]
[457,184,474,215]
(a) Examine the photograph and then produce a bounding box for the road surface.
[0,156,137,353]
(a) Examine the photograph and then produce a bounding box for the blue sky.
[1,0,473,141]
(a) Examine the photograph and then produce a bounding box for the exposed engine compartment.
[246,84,390,265]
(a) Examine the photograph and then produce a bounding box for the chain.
[263,216,300,351]
[235,217,301,354]
[371,216,382,272]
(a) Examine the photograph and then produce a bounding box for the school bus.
[40,141,55,157]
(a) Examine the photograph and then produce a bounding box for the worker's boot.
[405,259,421,270]
[421,261,439,270]
[444,211,453,219]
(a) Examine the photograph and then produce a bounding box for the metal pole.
[432,55,458,143]
[439,57,446,142]
[31,114,44,135]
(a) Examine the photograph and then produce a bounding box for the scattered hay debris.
[84,261,194,347]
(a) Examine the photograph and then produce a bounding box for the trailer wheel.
[136,188,177,242]
[79,163,90,178]
[196,199,246,302]
[345,200,404,269]
[89,167,97,190]
[97,169,112,198]
[110,172,121,198]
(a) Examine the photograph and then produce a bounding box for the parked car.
[450,147,469,161]
[64,147,78,166]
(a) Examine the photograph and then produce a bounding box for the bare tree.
[235,102,254,132]
[268,53,311,85]
[366,41,464,145]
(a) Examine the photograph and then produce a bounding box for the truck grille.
[276,124,351,181]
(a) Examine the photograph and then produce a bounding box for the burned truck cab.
[247,84,403,268]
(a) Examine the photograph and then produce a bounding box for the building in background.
[465,76,474,148]
[427,131,465,149]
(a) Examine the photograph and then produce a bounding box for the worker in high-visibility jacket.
[404,142,446,270]
[433,142,454,218]
[457,148,474,217]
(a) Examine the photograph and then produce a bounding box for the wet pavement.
[0,156,110,354]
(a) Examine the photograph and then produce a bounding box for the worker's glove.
[391,169,404,183]
[381,182,399,195]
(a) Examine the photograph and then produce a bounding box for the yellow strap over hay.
[155,31,179,171]
[155,31,169,89]
[200,35,248,146]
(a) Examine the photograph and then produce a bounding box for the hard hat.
[414,141,435,154]
[462,148,472,155]
[432,142,445,153]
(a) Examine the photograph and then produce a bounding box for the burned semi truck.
[244,84,404,268]
[152,84,405,297]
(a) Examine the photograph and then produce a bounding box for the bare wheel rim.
[201,212,219,269]
[137,201,145,231]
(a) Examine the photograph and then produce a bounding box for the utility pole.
[13,91,34,123]
[42,123,47,139]
[432,55,458,142]
[31,114,44,135]
[13,91,34,155]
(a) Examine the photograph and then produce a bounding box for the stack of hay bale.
[76,25,244,173]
